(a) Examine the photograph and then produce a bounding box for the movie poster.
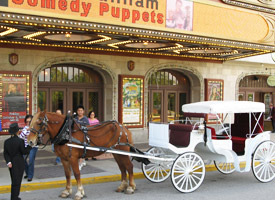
[122,78,143,124]
[166,0,193,31]
[1,76,28,129]
[205,79,224,123]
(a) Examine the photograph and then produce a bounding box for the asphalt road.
[1,170,274,200]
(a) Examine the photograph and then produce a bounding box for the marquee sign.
[1,0,166,27]
[0,0,269,44]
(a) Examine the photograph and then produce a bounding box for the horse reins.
[30,113,132,157]
[30,114,52,148]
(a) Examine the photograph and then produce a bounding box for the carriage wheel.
[142,147,174,183]
[171,152,205,193]
[252,141,275,183]
[214,161,235,174]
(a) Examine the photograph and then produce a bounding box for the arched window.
[239,75,270,88]
[148,70,178,86]
[148,69,189,88]
[38,64,103,120]
[148,69,190,123]
[38,65,103,84]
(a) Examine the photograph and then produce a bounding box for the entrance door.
[149,90,187,123]
[179,92,187,120]
[50,88,66,114]
[166,91,177,123]
[38,88,102,119]
[148,70,190,123]
[87,89,102,120]
[68,89,86,114]
[38,65,104,120]
[150,90,163,122]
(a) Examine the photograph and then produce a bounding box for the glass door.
[50,88,66,113]
[87,89,102,121]
[166,91,177,123]
[37,88,49,112]
[179,92,187,120]
[149,90,163,122]
[68,89,87,115]
[264,93,272,119]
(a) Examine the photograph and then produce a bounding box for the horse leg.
[113,154,128,193]
[113,154,135,194]
[124,156,136,194]
[70,157,85,200]
[59,159,72,198]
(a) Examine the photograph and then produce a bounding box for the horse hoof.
[116,188,124,193]
[59,190,71,198]
[74,195,83,200]
[116,180,128,193]
[124,186,135,194]
[59,193,70,198]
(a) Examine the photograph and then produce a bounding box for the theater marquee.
[1,0,166,27]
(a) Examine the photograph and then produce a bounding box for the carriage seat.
[183,113,207,119]
[207,126,230,140]
[231,136,246,153]
[169,124,198,147]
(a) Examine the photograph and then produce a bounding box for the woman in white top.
[19,115,38,182]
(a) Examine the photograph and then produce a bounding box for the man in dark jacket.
[270,103,275,133]
[4,123,32,200]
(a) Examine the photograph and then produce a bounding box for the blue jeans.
[25,147,38,179]
[52,144,61,163]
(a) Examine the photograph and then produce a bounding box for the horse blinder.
[30,115,48,145]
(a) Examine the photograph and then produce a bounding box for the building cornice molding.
[223,0,275,14]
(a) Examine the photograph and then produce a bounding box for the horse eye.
[36,119,42,125]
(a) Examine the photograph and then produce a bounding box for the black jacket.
[4,134,31,165]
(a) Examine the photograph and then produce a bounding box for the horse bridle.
[30,114,49,145]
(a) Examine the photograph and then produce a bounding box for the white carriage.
[142,101,275,193]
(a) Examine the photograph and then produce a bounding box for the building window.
[239,75,270,88]
[39,65,101,84]
[148,70,179,86]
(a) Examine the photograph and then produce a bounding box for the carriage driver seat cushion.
[169,124,197,147]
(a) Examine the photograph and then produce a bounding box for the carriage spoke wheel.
[142,147,173,183]
[252,141,275,183]
[214,161,235,174]
[171,152,205,193]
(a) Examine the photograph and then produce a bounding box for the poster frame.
[204,78,224,124]
[118,75,144,128]
[0,71,32,135]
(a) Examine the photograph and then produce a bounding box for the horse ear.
[41,110,47,115]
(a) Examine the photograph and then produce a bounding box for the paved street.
[0,134,274,199]
[0,169,274,200]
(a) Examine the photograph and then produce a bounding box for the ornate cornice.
[223,0,275,14]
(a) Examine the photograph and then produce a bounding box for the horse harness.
[31,114,132,158]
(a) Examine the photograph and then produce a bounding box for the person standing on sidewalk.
[19,115,38,182]
[88,111,99,126]
[269,103,275,133]
[87,110,100,160]
[4,123,32,200]
[52,109,62,165]
[74,105,89,170]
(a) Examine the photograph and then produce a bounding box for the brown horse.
[28,111,136,200]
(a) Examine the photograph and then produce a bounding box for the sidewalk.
[0,143,150,193]
[1,133,275,194]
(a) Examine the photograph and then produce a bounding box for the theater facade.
[1,0,275,143]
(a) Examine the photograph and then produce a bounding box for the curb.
[0,164,236,194]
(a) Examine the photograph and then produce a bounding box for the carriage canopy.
[182,101,265,114]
